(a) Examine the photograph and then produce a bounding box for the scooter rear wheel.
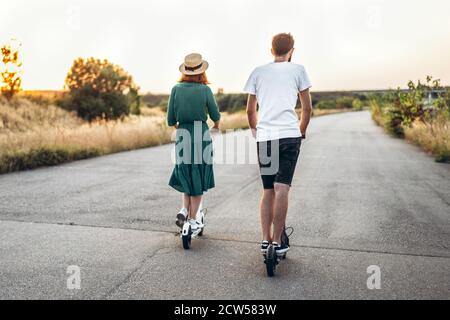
[265,245,277,277]
[198,208,207,237]
[198,216,205,237]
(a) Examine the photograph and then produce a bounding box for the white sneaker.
[188,218,204,231]
[175,208,188,228]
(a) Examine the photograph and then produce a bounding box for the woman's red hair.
[179,72,209,85]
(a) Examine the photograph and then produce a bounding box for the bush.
[370,99,385,126]
[216,93,247,113]
[352,98,363,111]
[62,58,140,121]
[335,96,354,109]
[314,100,335,109]
[385,106,405,137]
[404,115,450,163]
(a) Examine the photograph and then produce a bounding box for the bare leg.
[260,189,275,241]
[182,193,190,211]
[189,195,202,220]
[272,183,290,244]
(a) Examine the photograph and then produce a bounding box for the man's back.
[244,61,311,142]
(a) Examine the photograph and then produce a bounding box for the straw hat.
[179,53,209,75]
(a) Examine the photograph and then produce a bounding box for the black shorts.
[257,137,302,189]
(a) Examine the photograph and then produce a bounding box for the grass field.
[0,98,173,174]
[404,121,450,162]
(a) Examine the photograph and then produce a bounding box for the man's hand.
[246,94,258,139]
[299,88,312,139]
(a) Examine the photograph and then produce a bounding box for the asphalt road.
[0,111,449,299]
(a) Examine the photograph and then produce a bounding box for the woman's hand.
[210,127,220,135]
[210,120,220,134]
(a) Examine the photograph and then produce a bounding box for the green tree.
[64,58,140,121]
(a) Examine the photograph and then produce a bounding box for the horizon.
[22,86,446,96]
[3,0,450,94]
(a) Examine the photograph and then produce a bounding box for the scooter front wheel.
[182,234,191,249]
[181,223,192,250]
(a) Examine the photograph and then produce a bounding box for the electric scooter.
[263,226,293,277]
[180,207,207,250]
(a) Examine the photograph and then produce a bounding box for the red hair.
[272,33,295,56]
[179,72,209,85]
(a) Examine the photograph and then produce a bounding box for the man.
[244,33,312,256]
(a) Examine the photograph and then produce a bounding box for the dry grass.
[0,97,82,132]
[214,111,249,132]
[0,99,173,155]
[1,116,173,154]
[0,98,173,173]
[404,121,450,162]
[370,99,386,127]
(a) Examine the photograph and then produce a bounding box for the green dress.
[167,82,221,196]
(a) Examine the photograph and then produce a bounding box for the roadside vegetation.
[370,77,450,162]
[0,97,172,174]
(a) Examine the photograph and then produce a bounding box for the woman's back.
[167,82,220,125]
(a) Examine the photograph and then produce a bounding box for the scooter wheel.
[265,245,277,277]
[182,234,191,250]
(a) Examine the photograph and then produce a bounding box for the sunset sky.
[2,0,450,93]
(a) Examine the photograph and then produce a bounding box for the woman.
[167,53,221,231]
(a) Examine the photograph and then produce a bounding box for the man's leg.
[272,182,290,244]
[260,189,275,241]
[271,138,301,244]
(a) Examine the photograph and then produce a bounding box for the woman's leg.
[182,193,190,211]
[189,195,202,220]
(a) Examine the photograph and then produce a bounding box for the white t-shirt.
[243,62,312,142]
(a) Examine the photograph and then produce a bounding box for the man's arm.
[246,94,258,138]
[299,88,312,138]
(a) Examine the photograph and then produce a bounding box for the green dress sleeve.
[167,87,177,126]
[205,86,221,122]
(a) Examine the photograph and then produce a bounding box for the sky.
[2,0,450,94]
